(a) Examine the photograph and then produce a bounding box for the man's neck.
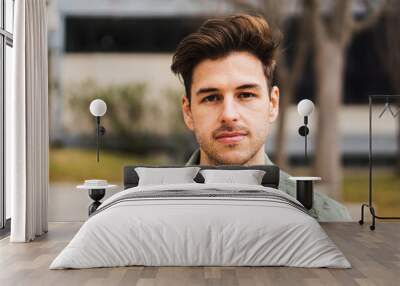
[199,146,266,166]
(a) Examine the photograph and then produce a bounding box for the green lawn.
[50,148,400,216]
[342,168,400,217]
[49,147,169,183]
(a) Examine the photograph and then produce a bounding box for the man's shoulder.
[278,168,293,184]
[276,168,296,196]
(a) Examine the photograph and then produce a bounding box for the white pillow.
[135,167,201,186]
[200,169,266,185]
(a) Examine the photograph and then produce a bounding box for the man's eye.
[202,95,219,102]
[238,92,256,99]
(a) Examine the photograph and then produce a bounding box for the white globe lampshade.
[89,99,107,117]
[297,99,314,117]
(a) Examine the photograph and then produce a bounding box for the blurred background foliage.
[61,79,195,163]
[68,79,146,138]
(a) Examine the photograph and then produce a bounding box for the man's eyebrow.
[195,87,219,96]
[195,84,261,96]
[236,83,261,90]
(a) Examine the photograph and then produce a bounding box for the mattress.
[50,183,351,269]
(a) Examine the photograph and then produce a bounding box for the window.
[0,0,13,232]
[65,16,203,53]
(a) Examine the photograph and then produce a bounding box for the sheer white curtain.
[6,0,49,242]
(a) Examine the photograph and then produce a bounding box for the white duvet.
[50,183,351,269]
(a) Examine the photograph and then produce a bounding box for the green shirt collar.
[185,148,274,166]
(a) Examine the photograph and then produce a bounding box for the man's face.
[182,51,279,165]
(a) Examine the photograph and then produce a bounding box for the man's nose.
[220,96,239,123]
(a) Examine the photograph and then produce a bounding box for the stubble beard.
[195,130,265,166]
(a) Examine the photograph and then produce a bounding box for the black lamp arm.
[297,116,310,163]
[95,117,106,162]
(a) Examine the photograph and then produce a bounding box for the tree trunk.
[313,39,344,200]
[397,108,400,175]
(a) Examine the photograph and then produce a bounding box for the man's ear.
[268,86,279,123]
[182,95,194,131]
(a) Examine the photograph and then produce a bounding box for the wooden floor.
[0,222,399,286]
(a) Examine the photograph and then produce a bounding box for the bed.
[49,165,350,269]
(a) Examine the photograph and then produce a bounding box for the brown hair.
[171,14,279,101]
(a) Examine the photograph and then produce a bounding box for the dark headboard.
[123,165,280,190]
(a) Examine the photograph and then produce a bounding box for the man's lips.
[215,131,247,144]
